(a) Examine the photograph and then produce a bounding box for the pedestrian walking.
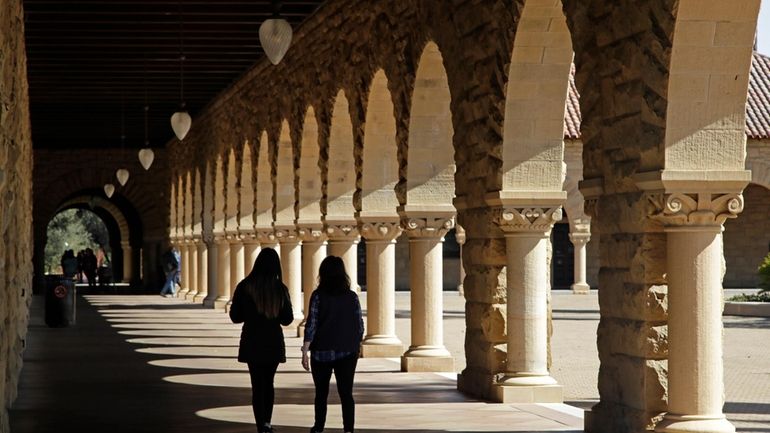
[229,248,293,433]
[302,256,364,433]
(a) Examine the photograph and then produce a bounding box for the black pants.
[247,362,279,432]
[311,354,358,433]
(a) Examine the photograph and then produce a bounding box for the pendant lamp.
[171,5,192,140]
[116,168,130,186]
[259,1,292,65]
[139,104,154,170]
[104,184,115,198]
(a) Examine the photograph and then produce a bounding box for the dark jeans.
[311,354,358,433]
[247,362,279,432]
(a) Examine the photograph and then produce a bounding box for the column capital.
[274,226,299,243]
[400,213,455,239]
[495,206,562,235]
[297,225,327,243]
[647,191,743,230]
[359,220,402,242]
[325,222,360,242]
[255,227,277,244]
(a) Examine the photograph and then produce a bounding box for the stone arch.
[404,41,455,210]
[176,174,185,239]
[226,147,239,231]
[361,69,399,216]
[170,180,178,239]
[255,130,273,230]
[326,90,356,220]
[239,139,256,231]
[274,120,295,226]
[502,0,572,193]
[184,171,193,238]
[213,155,226,235]
[193,166,203,237]
[57,196,130,246]
[202,160,215,239]
[298,106,322,224]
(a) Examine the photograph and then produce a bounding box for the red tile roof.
[564,52,770,140]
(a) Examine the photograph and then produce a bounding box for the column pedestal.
[359,220,404,358]
[193,241,208,303]
[494,206,563,403]
[400,213,455,372]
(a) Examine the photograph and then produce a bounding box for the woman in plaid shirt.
[302,256,364,433]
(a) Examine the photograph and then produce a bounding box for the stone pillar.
[653,192,743,433]
[186,239,199,301]
[226,235,245,312]
[203,239,218,307]
[193,241,208,303]
[298,226,327,334]
[211,237,231,309]
[257,229,280,253]
[494,206,563,403]
[243,236,260,276]
[455,225,466,296]
[569,218,591,294]
[121,241,133,283]
[326,222,360,292]
[276,227,303,326]
[400,214,455,372]
[358,220,404,357]
[177,242,191,298]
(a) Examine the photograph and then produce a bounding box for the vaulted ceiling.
[24,0,325,149]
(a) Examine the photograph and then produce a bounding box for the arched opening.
[724,183,770,288]
[326,90,356,220]
[213,155,226,235]
[45,208,110,275]
[274,120,295,227]
[226,148,239,232]
[298,106,322,225]
[255,130,274,231]
[240,140,256,231]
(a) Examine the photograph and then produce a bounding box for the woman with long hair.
[230,247,293,433]
[301,255,364,433]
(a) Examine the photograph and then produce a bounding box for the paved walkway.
[8,290,770,432]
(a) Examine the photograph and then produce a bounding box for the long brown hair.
[243,248,285,318]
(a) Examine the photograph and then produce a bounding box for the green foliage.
[44,209,109,274]
[728,292,770,302]
[758,252,770,294]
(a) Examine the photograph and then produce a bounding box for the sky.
[757,1,770,55]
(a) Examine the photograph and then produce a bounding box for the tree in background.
[45,208,110,273]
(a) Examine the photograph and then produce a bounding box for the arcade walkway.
[10,291,770,432]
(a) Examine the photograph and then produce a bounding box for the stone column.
[193,240,208,303]
[399,214,455,372]
[243,235,260,276]
[121,241,133,283]
[494,206,563,403]
[257,229,280,254]
[359,220,404,357]
[177,242,191,298]
[298,226,327,335]
[276,227,303,326]
[203,239,218,307]
[455,225,466,296]
[326,223,361,292]
[653,192,743,433]
[226,235,245,312]
[211,237,231,309]
[185,238,199,301]
[569,218,591,294]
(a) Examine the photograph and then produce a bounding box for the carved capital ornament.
[496,206,562,234]
[647,192,744,229]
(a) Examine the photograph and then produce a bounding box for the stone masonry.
[0,1,33,432]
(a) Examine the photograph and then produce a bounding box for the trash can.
[45,275,76,327]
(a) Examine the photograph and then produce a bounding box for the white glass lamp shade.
[104,183,115,198]
[116,168,129,186]
[138,148,155,170]
[259,18,292,65]
[170,111,192,140]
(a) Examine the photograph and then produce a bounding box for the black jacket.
[308,290,363,353]
[229,280,294,364]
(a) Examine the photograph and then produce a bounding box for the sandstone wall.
[724,184,770,288]
[0,0,33,431]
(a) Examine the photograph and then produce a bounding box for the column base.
[655,414,735,433]
[494,383,563,403]
[193,293,208,303]
[401,355,454,372]
[571,283,591,294]
[224,301,232,313]
[185,291,198,302]
[213,297,230,309]
[494,374,562,403]
[361,336,403,358]
[177,289,190,298]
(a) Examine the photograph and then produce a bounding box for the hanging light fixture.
[259,0,292,65]
[139,147,154,170]
[170,0,192,140]
[116,97,130,186]
[139,61,155,170]
[104,184,115,198]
